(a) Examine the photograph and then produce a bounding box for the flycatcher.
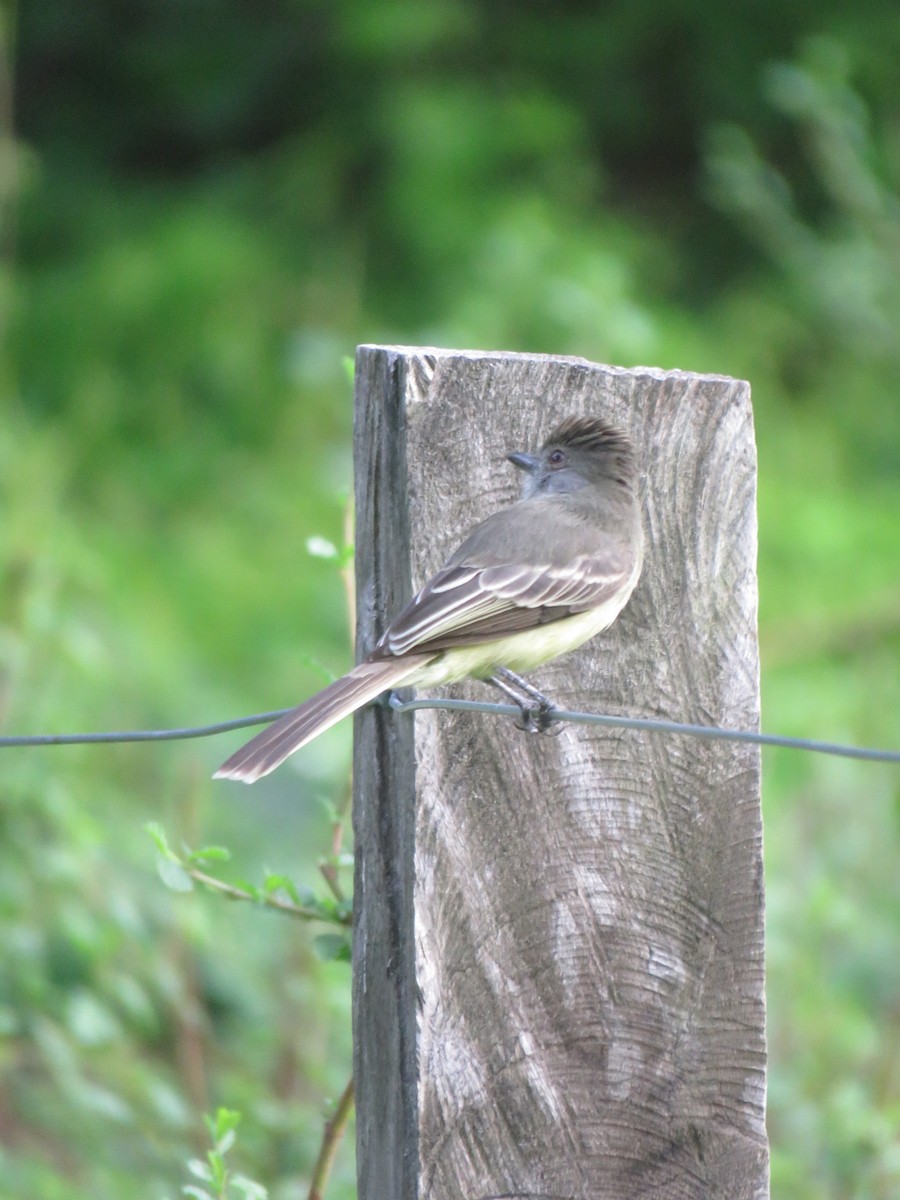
[215,415,643,783]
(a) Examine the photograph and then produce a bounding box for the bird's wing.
[375,547,631,657]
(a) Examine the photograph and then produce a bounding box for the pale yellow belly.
[409,586,635,688]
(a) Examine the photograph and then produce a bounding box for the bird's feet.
[488,668,562,736]
[513,696,558,735]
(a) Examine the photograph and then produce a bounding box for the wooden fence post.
[352,347,768,1200]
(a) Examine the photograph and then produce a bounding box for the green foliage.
[147,822,353,928]
[708,35,900,394]
[0,393,357,1196]
[2,5,898,1199]
[180,1109,268,1200]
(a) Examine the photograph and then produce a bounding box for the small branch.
[320,776,353,905]
[318,859,345,906]
[308,1076,355,1200]
[187,867,351,925]
[332,778,352,850]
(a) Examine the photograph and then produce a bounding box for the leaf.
[208,1107,242,1141]
[187,845,232,865]
[313,932,351,963]
[214,1128,236,1155]
[157,858,194,893]
[182,1188,214,1200]
[206,1149,226,1188]
[146,821,176,860]
[311,895,339,920]
[232,1176,268,1200]
[186,1159,213,1182]
[306,535,337,559]
[262,873,301,904]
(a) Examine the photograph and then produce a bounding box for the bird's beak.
[507,451,541,474]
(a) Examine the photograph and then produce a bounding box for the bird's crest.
[543,415,632,457]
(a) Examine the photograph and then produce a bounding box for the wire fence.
[1,696,898,764]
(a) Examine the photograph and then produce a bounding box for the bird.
[214,414,643,783]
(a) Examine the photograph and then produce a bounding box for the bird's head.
[508,415,635,498]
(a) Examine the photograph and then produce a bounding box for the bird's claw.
[513,699,561,736]
[488,668,561,737]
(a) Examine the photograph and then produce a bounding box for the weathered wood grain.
[352,347,767,1200]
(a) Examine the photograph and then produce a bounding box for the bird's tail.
[213,656,429,783]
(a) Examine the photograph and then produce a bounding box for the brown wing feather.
[374,548,630,658]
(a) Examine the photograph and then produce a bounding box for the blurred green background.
[1,2,898,1197]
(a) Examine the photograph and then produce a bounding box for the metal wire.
[387,696,900,763]
[1,697,898,763]
[0,710,294,746]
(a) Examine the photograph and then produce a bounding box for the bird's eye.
[548,449,566,467]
